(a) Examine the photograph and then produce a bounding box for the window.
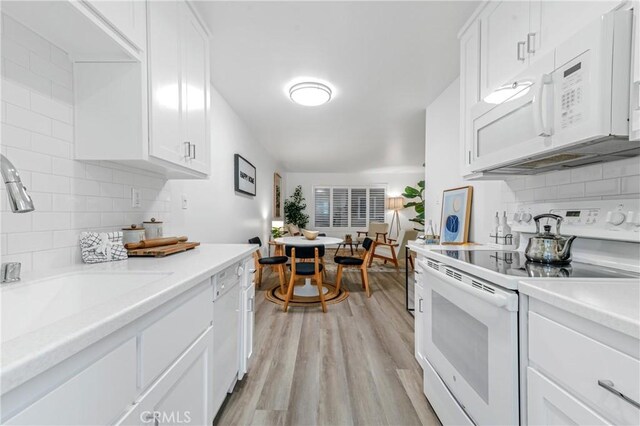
[313,186,387,228]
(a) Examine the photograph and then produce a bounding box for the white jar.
[122,224,146,245]
[143,218,163,239]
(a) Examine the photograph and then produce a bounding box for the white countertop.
[518,279,640,339]
[408,241,640,339]
[0,243,257,394]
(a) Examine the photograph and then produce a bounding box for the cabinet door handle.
[191,143,196,159]
[517,41,526,62]
[527,32,536,53]
[598,380,640,409]
[418,298,423,313]
[248,297,254,312]
[468,150,471,165]
[184,141,191,159]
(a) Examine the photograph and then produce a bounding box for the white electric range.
[410,199,640,426]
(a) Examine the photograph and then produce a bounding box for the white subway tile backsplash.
[585,178,619,197]
[570,164,602,182]
[31,172,70,194]
[7,231,53,254]
[1,124,31,149]
[621,176,640,194]
[525,174,547,189]
[32,133,71,158]
[603,157,640,179]
[556,182,585,199]
[30,91,72,123]
[2,78,30,108]
[33,212,71,231]
[1,15,173,272]
[51,120,73,141]
[4,103,51,135]
[534,186,557,201]
[5,146,52,173]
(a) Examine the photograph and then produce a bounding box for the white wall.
[425,78,503,242]
[284,171,424,238]
[425,78,640,244]
[0,14,170,272]
[167,87,282,246]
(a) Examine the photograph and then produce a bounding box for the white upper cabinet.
[180,2,210,174]
[146,0,211,175]
[528,1,618,63]
[631,4,640,142]
[75,0,211,178]
[479,1,531,99]
[459,20,481,176]
[84,0,147,51]
[148,0,183,167]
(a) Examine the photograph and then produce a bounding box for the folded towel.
[80,231,128,264]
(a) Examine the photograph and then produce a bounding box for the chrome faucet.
[1,154,35,283]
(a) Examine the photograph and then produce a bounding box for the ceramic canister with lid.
[122,224,146,245]
[143,218,163,239]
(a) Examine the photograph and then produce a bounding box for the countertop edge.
[1,244,257,395]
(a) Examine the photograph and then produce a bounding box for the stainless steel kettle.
[524,214,577,265]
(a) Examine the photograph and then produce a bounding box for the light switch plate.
[131,188,141,208]
[181,194,188,209]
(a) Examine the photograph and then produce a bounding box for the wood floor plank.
[214,261,441,426]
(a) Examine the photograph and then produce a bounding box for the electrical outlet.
[181,194,188,209]
[131,188,141,208]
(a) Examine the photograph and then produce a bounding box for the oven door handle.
[423,267,512,310]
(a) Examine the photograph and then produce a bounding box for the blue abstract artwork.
[439,186,472,244]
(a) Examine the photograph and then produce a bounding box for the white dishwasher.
[211,263,241,415]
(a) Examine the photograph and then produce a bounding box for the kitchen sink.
[1,271,172,342]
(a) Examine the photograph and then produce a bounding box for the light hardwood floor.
[214,263,441,426]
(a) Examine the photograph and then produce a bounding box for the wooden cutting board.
[127,241,200,257]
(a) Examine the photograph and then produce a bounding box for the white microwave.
[470,9,636,175]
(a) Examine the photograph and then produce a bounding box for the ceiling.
[193,1,479,173]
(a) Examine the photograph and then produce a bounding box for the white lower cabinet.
[526,302,640,425]
[527,367,609,425]
[116,327,214,426]
[5,339,137,425]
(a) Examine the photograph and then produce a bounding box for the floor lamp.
[388,196,405,240]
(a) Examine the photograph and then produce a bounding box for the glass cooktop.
[432,250,639,279]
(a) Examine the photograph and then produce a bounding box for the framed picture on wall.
[439,186,473,244]
[234,154,256,196]
[273,173,282,218]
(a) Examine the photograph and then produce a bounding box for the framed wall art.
[439,186,473,244]
[234,154,256,196]
[273,172,282,218]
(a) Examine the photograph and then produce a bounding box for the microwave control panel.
[559,61,585,129]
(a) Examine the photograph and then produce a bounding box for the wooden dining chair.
[283,244,327,313]
[248,237,288,294]
[334,237,374,297]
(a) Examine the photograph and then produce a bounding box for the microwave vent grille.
[446,269,462,281]
[516,153,587,169]
[427,260,440,271]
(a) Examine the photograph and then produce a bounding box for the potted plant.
[284,185,309,229]
[402,180,425,231]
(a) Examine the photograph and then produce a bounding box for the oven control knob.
[520,212,532,223]
[606,210,626,226]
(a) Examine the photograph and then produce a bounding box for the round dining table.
[274,236,343,297]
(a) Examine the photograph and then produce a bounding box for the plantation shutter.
[350,188,367,228]
[369,188,386,223]
[332,188,349,227]
[314,188,330,227]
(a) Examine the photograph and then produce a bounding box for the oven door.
[422,264,519,425]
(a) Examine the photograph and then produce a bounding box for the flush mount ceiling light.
[483,81,533,105]
[289,81,332,106]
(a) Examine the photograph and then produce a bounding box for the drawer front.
[141,282,212,388]
[6,338,137,425]
[529,312,640,424]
